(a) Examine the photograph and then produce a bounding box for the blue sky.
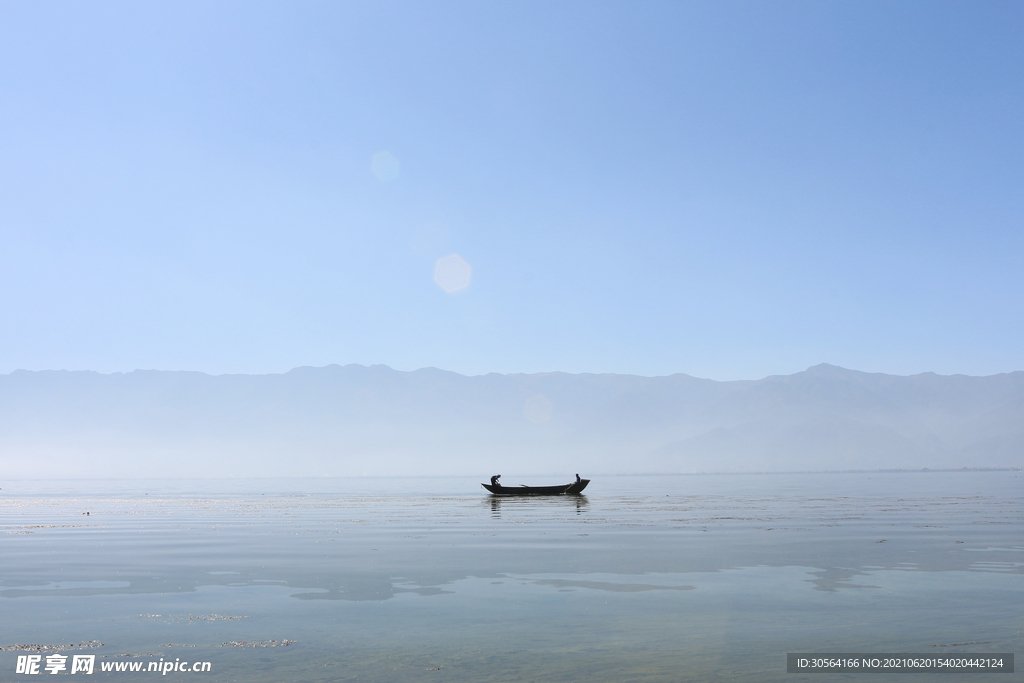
[1,1,1021,380]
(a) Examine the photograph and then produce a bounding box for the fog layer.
[1,364,1021,477]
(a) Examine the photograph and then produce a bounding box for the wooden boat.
[481,479,590,495]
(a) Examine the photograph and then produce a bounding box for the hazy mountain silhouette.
[1,363,1021,477]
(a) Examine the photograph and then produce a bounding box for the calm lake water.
[1,472,1021,682]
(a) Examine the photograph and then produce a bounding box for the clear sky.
[1,1,1021,380]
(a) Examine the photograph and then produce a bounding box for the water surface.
[1,472,1021,682]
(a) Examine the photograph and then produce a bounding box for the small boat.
[481,479,590,495]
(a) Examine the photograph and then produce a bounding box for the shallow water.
[1,472,1021,682]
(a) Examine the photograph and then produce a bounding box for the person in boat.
[490,474,501,487]
[575,473,581,483]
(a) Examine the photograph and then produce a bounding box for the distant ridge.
[1,364,1022,477]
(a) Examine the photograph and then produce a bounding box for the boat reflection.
[488,494,589,518]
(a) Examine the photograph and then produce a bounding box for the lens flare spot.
[434,254,471,293]
[524,395,553,423]
[371,151,400,182]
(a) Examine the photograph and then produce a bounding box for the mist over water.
[3,364,1023,478]
[2,472,1020,682]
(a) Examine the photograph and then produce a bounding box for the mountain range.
[1,363,1021,477]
